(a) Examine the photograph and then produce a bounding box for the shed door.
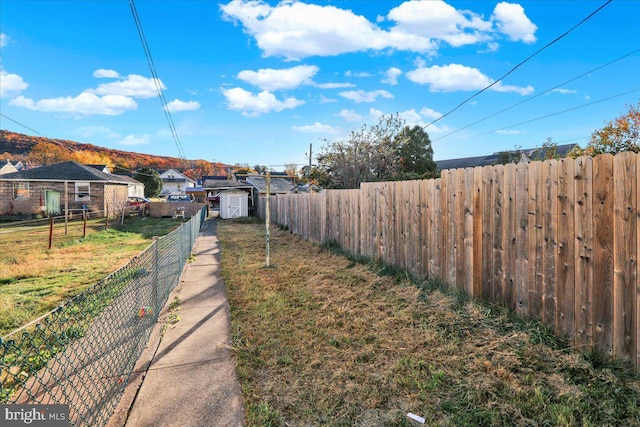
[45,190,61,216]
[228,195,242,218]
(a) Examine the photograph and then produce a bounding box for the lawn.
[0,217,186,336]
[218,219,640,427]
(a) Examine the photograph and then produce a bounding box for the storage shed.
[219,190,248,219]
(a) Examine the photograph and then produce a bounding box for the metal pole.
[49,217,54,249]
[265,171,271,267]
[64,180,68,235]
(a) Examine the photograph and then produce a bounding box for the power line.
[0,113,77,152]
[433,48,640,142]
[424,0,613,130]
[468,88,640,139]
[129,0,188,163]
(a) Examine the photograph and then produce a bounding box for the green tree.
[316,115,436,189]
[570,101,640,157]
[393,125,437,180]
[134,167,163,198]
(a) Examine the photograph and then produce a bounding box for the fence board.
[455,169,466,290]
[527,161,543,319]
[433,179,443,281]
[493,165,505,304]
[482,166,494,301]
[557,158,576,337]
[574,156,594,348]
[411,180,423,278]
[440,170,455,285]
[593,154,614,356]
[637,154,640,370]
[472,167,484,297]
[542,160,559,326]
[420,180,432,279]
[503,163,517,309]
[445,170,457,286]
[613,152,637,361]
[464,168,475,296]
[515,162,529,317]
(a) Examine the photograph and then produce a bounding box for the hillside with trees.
[0,130,233,179]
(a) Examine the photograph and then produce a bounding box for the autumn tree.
[284,163,299,178]
[134,167,163,198]
[72,150,114,168]
[29,142,73,165]
[570,101,640,157]
[316,115,437,189]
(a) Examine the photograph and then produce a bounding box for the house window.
[13,181,29,199]
[75,182,91,202]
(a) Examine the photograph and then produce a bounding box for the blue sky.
[1,0,639,169]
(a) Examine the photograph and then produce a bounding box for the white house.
[159,169,196,196]
[0,160,18,175]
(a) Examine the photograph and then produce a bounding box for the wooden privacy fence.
[258,152,640,370]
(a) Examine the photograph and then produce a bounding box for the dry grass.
[219,219,640,427]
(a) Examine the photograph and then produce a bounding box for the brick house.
[0,161,130,217]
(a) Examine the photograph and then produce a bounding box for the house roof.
[113,174,144,185]
[435,143,579,171]
[0,161,130,184]
[245,176,296,194]
[159,168,196,183]
[201,178,253,190]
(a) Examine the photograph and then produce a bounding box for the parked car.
[166,194,194,203]
[127,196,151,215]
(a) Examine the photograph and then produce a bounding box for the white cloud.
[420,107,443,121]
[496,129,524,135]
[237,65,318,91]
[319,94,337,104]
[90,74,164,99]
[76,126,121,139]
[406,63,533,95]
[0,33,8,48]
[387,1,492,47]
[492,2,537,43]
[369,108,384,120]
[220,0,536,60]
[165,99,201,113]
[311,82,355,89]
[220,0,435,60]
[221,87,304,117]
[292,122,339,133]
[547,88,577,95]
[339,89,393,103]
[10,93,138,116]
[0,69,29,97]
[336,109,363,122]
[399,108,449,133]
[93,69,120,79]
[345,71,372,78]
[368,107,449,133]
[382,67,402,85]
[118,134,150,146]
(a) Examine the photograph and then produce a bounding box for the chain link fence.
[0,208,207,426]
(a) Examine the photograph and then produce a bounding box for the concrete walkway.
[112,218,245,427]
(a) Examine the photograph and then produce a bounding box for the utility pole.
[308,143,313,169]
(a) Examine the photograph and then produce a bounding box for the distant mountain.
[0,130,234,177]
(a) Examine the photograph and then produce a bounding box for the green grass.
[219,220,640,427]
[0,217,184,337]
